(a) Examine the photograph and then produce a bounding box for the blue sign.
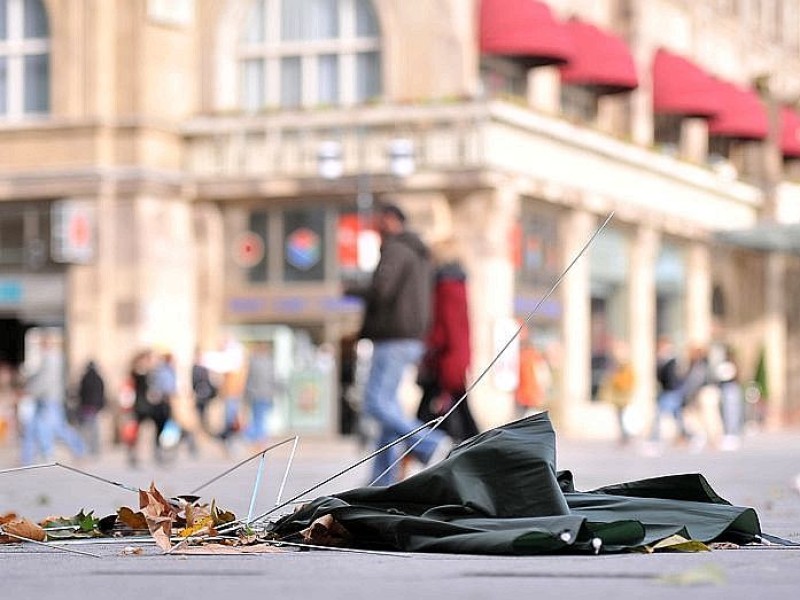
[285,228,321,271]
[0,281,23,305]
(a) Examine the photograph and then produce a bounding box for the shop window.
[0,202,50,269]
[560,83,598,124]
[238,0,382,111]
[513,208,560,289]
[0,0,50,119]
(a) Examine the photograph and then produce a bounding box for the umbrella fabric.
[271,412,762,554]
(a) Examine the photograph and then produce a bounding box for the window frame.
[237,0,382,112]
[0,0,51,120]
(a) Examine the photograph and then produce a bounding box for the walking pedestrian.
[598,340,635,445]
[416,238,479,443]
[717,345,744,451]
[20,331,84,465]
[648,336,687,449]
[345,203,451,485]
[191,348,217,435]
[76,360,106,456]
[243,340,279,445]
[126,349,170,466]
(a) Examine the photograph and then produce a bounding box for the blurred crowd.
[0,333,283,467]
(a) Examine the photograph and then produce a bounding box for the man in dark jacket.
[77,360,105,456]
[346,203,450,484]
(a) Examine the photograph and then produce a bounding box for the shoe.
[427,435,454,465]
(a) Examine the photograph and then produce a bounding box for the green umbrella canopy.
[270,412,764,554]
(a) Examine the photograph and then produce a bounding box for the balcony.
[183,100,763,231]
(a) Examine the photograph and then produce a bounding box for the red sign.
[234,231,265,268]
[337,214,359,270]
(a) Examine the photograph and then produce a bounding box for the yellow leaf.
[650,534,710,553]
[179,516,214,538]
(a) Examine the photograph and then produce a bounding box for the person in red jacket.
[416,238,479,443]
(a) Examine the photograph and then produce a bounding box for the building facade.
[1,0,799,437]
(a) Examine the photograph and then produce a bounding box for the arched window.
[0,0,51,119]
[238,0,381,112]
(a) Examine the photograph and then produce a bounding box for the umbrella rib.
[0,526,102,558]
[0,461,138,493]
[189,435,298,495]
[215,417,444,534]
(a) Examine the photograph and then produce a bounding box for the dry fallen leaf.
[300,514,352,547]
[139,482,178,552]
[0,518,47,543]
[120,546,144,556]
[117,507,149,531]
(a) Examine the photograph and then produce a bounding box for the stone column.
[452,184,519,429]
[558,209,594,435]
[686,241,712,347]
[629,225,659,432]
[65,184,117,384]
[764,252,787,428]
[527,67,560,115]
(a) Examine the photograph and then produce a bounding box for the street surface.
[1,427,799,600]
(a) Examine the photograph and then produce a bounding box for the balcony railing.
[184,100,764,231]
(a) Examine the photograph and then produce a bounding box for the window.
[653,114,683,156]
[479,57,527,100]
[560,83,598,124]
[0,0,50,119]
[238,0,382,112]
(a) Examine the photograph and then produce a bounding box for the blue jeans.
[21,400,85,465]
[245,398,272,443]
[650,389,687,442]
[364,339,444,485]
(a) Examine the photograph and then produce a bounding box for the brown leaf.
[0,518,47,543]
[172,543,285,555]
[300,514,352,547]
[120,546,144,556]
[117,507,149,531]
[139,482,178,552]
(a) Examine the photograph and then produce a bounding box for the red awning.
[480,0,574,68]
[558,19,638,94]
[781,107,800,158]
[652,49,723,118]
[707,82,768,140]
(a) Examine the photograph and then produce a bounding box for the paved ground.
[1,427,799,600]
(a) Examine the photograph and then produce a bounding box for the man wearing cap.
[345,203,451,484]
